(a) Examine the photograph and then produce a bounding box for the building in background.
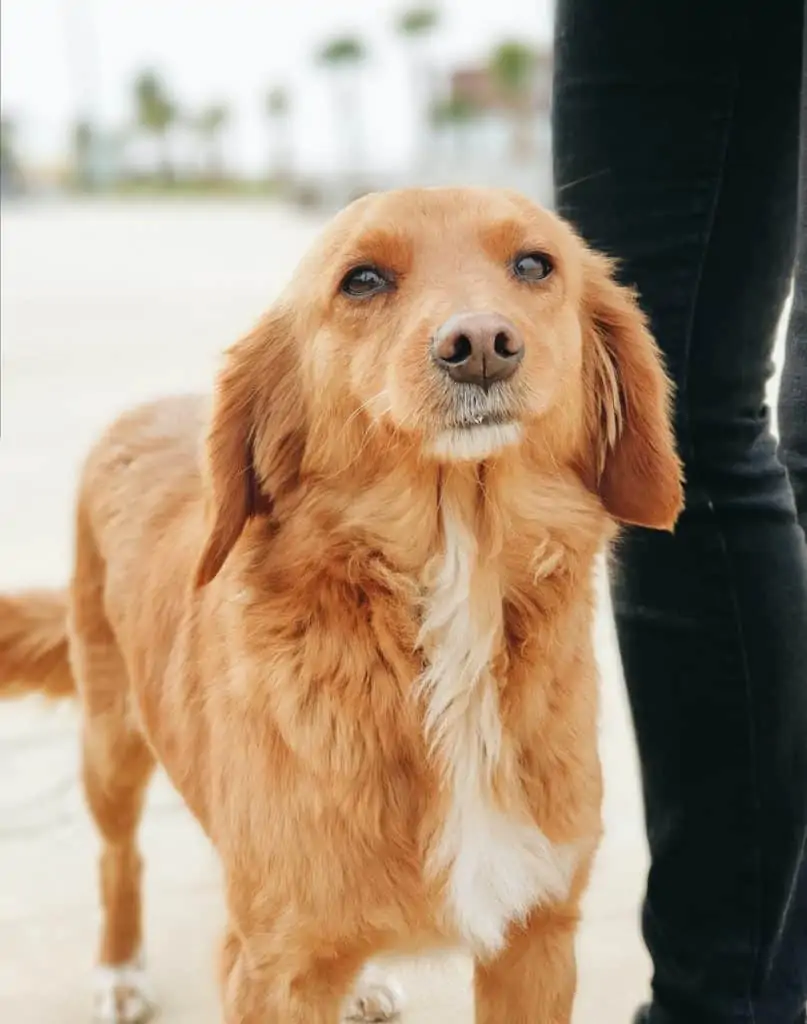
[449,47,552,116]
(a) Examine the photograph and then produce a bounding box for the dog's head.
[197,188,682,584]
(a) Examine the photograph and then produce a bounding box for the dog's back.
[79,394,208,576]
[0,395,207,701]
[77,394,210,648]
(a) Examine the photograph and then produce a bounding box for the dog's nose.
[431,312,524,388]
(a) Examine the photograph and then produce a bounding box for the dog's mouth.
[427,420,523,461]
[454,410,513,429]
[445,381,519,431]
[427,384,523,461]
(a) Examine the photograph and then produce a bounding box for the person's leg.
[768,12,807,1018]
[780,10,807,539]
[553,2,807,1022]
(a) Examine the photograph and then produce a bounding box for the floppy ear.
[581,250,683,530]
[196,305,305,586]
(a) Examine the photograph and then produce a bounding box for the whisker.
[555,168,611,194]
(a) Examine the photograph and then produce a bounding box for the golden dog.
[0,188,681,1023]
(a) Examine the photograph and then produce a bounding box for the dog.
[0,187,682,1023]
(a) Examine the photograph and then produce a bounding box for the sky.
[1,0,554,175]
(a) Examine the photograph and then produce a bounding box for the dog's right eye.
[340,265,392,298]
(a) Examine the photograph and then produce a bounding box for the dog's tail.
[0,590,75,699]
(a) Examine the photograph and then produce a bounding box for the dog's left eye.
[340,265,392,298]
[513,252,554,282]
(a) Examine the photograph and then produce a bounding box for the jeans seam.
[709,512,764,1024]
[678,11,762,1020]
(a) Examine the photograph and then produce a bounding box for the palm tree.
[316,35,368,180]
[395,6,440,173]
[265,86,292,183]
[318,35,367,67]
[72,119,95,191]
[398,5,439,35]
[133,70,177,182]
[489,41,537,161]
[0,116,21,194]
[430,94,478,162]
[195,103,229,180]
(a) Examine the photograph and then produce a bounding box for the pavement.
[0,197,657,1023]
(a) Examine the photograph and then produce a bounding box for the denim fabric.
[553,2,807,1021]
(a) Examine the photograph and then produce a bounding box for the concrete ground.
[0,198,656,1023]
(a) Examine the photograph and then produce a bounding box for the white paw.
[343,966,404,1021]
[93,956,155,1023]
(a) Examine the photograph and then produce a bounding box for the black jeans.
[553,2,807,1022]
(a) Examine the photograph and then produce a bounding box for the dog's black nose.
[432,312,524,388]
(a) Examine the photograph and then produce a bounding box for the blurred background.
[1,0,554,207]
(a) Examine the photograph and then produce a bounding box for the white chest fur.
[418,506,575,957]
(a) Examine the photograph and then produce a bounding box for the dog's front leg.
[219,924,364,1024]
[219,925,402,1024]
[473,901,581,1024]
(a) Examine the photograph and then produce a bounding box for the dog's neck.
[293,444,607,577]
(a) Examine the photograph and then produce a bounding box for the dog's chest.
[417,512,574,957]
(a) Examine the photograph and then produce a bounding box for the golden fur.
[0,188,682,1023]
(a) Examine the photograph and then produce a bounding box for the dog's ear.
[196,305,305,586]
[581,249,683,530]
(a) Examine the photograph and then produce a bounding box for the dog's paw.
[343,966,404,1021]
[93,957,155,1023]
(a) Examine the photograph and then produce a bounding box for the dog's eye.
[340,265,392,298]
[513,252,554,282]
